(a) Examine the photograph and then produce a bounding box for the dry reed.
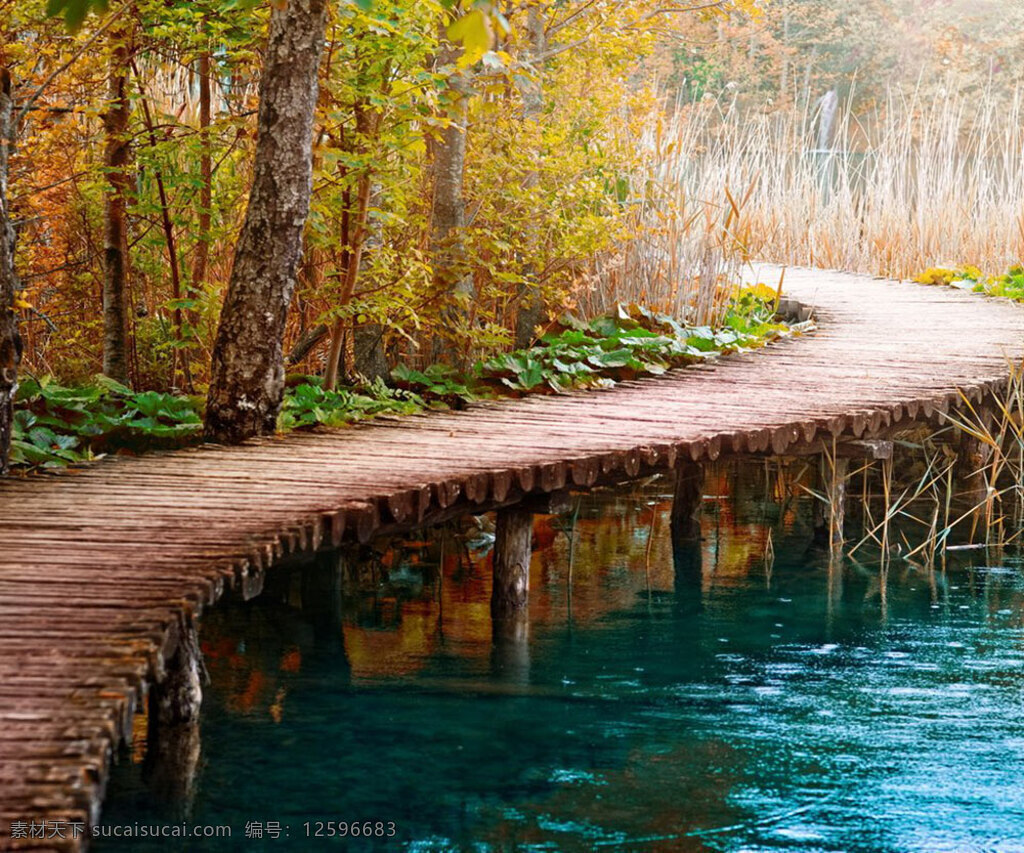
[604,83,1024,312]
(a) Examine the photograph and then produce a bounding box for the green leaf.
[45,0,108,31]
[165,298,200,311]
[551,359,595,377]
[587,349,634,369]
[93,374,134,396]
[28,427,60,449]
[11,439,67,466]
[12,409,36,433]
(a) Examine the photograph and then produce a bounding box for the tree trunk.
[353,179,388,381]
[134,70,190,390]
[102,27,132,384]
[353,322,388,381]
[0,68,20,475]
[779,2,790,103]
[191,49,213,291]
[429,27,472,364]
[513,5,546,350]
[286,322,328,367]
[816,88,839,151]
[323,153,373,391]
[431,106,468,293]
[204,0,328,443]
[802,46,818,108]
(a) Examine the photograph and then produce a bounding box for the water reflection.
[98,462,1024,851]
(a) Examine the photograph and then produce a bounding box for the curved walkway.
[2,267,1024,849]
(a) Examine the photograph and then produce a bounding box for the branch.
[16,6,128,127]
[641,1,733,19]
[286,324,329,364]
[546,0,604,36]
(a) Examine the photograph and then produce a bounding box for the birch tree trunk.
[513,5,546,349]
[204,0,328,443]
[0,68,20,474]
[102,26,132,384]
[191,49,213,291]
[430,100,468,297]
[352,181,389,382]
[429,25,472,364]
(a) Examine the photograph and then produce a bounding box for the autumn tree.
[0,65,18,474]
[4,0,773,447]
[101,14,134,383]
[204,0,329,442]
[426,10,477,364]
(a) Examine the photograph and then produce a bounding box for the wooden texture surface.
[2,267,1024,850]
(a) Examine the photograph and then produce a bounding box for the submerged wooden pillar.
[491,506,534,616]
[672,522,704,614]
[151,615,204,726]
[670,460,704,543]
[491,506,533,681]
[302,550,346,650]
[144,615,205,810]
[491,611,530,682]
[671,461,704,611]
[143,712,202,812]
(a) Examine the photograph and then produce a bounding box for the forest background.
[1,0,1022,466]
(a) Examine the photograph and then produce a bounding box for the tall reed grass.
[605,84,1024,317]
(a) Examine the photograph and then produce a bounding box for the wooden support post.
[302,550,346,649]
[142,711,201,812]
[151,616,203,726]
[522,488,571,515]
[670,460,704,542]
[144,615,204,810]
[261,561,293,602]
[491,506,534,616]
[491,506,533,680]
[670,461,704,612]
[491,612,530,682]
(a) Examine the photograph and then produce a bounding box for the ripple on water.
[94,483,1024,853]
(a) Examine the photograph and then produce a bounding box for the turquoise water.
[98,469,1024,851]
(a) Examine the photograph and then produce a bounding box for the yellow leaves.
[711,0,763,21]
[389,79,415,98]
[446,6,510,70]
[447,9,493,69]
[13,292,33,311]
[481,49,513,71]
[734,283,779,303]
[913,267,965,286]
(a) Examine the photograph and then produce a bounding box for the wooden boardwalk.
[2,267,1024,849]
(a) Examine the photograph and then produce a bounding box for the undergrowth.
[11,376,203,469]
[11,289,811,471]
[914,264,1024,300]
